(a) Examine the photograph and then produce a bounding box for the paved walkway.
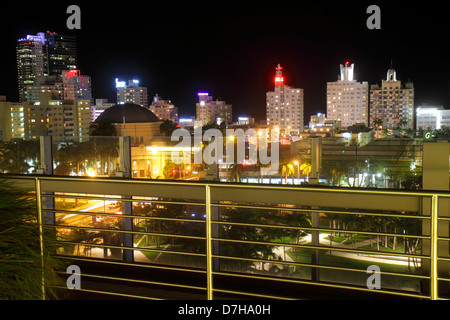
[270,233,421,267]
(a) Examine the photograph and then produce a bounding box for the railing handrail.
[5,173,450,197]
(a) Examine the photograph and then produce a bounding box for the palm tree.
[0,140,39,174]
[89,122,117,137]
[281,163,295,184]
[373,118,383,128]
[299,163,311,178]
[160,120,178,137]
[89,122,119,176]
[0,178,64,299]
[398,119,408,129]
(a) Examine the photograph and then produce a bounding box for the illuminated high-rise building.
[369,68,414,129]
[16,35,45,102]
[42,31,78,77]
[17,31,78,102]
[195,93,232,125]
[326,62,369,128]
[266,64,304,135]
[116,78,149,107]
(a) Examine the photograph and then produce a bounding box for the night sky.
[2,1,449,122]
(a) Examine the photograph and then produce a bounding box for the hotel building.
[196,93,232,126]
[266,64,304,135]
[116,78,149,108]
[326,62,369,128]
[369,68,414,129]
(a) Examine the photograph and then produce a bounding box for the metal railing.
[10,175,450,300]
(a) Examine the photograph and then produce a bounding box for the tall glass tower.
[16,31,78,102]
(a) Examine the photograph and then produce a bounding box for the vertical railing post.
[37,136,55,226]
[430,195,439,300]
[117,136,134,262]
[35,178,46,300]
[205,184,213,300]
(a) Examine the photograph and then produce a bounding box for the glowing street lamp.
[293,160,300,184]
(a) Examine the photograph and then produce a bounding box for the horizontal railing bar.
[12,173,450,197]
[211,271,428,299]
[437,257,450,262]
[50,239,207,257]
[213,237,429,259]
[56,255,207,274]
[50,209,206,224]
[212,203,429,219]
[212,221,429,240]
[54,286,162,300]
[46,193,205,207]
[210,182,450,198]
[135,246,205,257]
[212,288,296,300]
[46,224,206,241]
[213,255,428,279]
[56,271,207,291]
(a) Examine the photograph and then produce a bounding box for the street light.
[293,160,300,184]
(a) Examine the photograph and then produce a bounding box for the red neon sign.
[64,70,80,78]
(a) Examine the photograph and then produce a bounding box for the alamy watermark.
[366,265,381,290]
[366,5,381,30]
[66,5,81,30]
[66,265,81,290]
[171,121,280,176]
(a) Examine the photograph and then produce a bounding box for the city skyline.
[1,2,449,122]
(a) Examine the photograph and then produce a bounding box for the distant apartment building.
[0,96,26,141]
[62,70,92,102]
[369,68,414,129]
[416,105,450,130]
[91,99,115,122]
[149,94,179,123]
[266,64,304,135]
[196,93,232,125]
[26,70,91,104]
[115,78,148,107]
[326,62,369,128]
[26,93,90,142]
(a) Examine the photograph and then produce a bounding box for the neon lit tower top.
[274,64,284,87]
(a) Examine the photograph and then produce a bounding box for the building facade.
[326,62,368,128]
[91,99,115,123]
[0,96,26,141]
[149,94,179,123]
[16,32,78,102]
[115,78,149,108]
[62,70,92,102]
[369,68,414,129]
[416,105,450,130]
[266,64,304,135]
[16,36,45,102]
[196,93,232,125]
[25,93,90,142]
